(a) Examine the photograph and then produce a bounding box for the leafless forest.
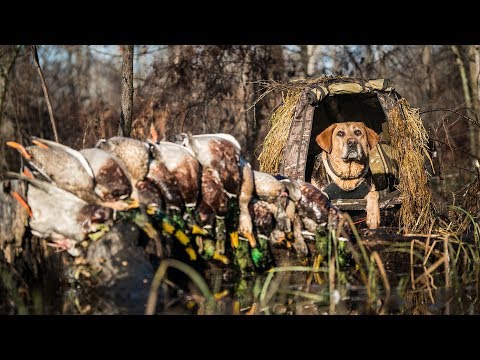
[1,45,480,315]
[1,45,479,203]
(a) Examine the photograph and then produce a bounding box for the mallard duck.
[6,138,137,211]
[95,137,150,185]
[296,181,332,234]
[145,153,197,258]
[248,198,286,245]
[79,147,132,202]
[253,170,292,233]
[180,133,256,250]
[250,172,308,256]
[95,136,192,259]
[7,138,95,198]
[149,140,212,254]
[149,141,200,209]
[95,136,153,204]
[5,172,113,257]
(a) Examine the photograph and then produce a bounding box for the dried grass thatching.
[256,77,328,174]
[257,90,301,174]
[387,99,434,233]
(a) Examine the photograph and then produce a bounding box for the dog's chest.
[323,180,370,200]
[311,153,372,198]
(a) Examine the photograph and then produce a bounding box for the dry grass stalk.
[372,251,391,294]
[388,99,434,233]
[329,255,336,314]
[313,254,323,285]
[414,255,447,285]
[410,240,416,289]
[443,234,451,287]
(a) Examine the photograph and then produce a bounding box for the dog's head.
[315,122,380,162]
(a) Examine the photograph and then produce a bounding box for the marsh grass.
[160,205,480,315]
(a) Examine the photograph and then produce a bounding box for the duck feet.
[46,238,81,257]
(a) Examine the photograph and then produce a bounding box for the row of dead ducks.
[4,133,342,268]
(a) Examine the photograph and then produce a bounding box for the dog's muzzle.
[342,138,364,161]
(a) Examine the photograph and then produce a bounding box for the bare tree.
[0,46,20,131]
[119,45,134,137]
[451,45,479,157]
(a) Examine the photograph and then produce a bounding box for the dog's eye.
[337,131,345,137]
[354,130,362,136]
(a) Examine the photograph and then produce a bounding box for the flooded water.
[2,225,480,315]
[160,271,480,315]
[2,262,480,315]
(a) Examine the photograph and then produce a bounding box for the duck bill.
[101,198,140,211]
[6,141,31,160]
[229,231,239,249]
[191,224,208,236]
[146,204,159,216]
[161,221,175,235]
[174,229,190,246]
[161,220,190,246]
[233,301,241,315]
[125,198,140,209]
[185,247,197,261]
[213,252,230,265]
[214,289,229,301]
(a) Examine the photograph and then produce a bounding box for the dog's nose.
[347,138,358,147]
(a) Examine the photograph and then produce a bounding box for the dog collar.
[325,152,370,181]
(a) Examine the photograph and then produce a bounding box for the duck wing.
[31,137,95,178]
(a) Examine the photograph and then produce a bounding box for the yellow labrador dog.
[315,122,380,229]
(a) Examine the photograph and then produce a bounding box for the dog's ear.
[363,125,380,150]
[316,124,337,153]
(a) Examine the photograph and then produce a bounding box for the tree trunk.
[119,45,134,137]
[451,46,472,108]
[241,46,255,163]
[299,45,309,77]
[468,45,479,114]
[306,45,319,76]
[376,45,387,77]
[468,45,480,157]
[331,46,342,76]
[0,46,20,132]
[422,45,436,98]
[364,45,373,78]
[475,46,480,157]
[451,45,476,156]
[344,46,363,78]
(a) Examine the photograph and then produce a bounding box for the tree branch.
[430,136,479,161]
[31,45,58,142]
[420,107,479,127]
